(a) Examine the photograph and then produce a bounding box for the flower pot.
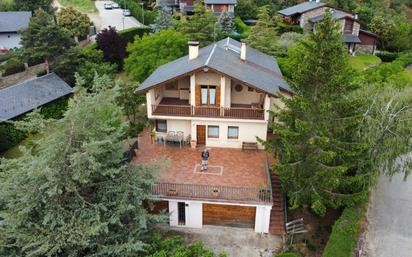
[191,140,197,149]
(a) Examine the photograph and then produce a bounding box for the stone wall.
[356,44,375,54]
[300,6,329,30]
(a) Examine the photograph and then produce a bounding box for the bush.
[322,206,364,257]
[40,96,69,119]
[1,58,25,76]
[119,27,152,43]
[234,16,251,38]
[119,0,156,25]
[275,253,298,257]
[376,51,400,62]
[36,69,47,77]
[277,23,303,34]
[0,52,15,63]
[0,122,27,153]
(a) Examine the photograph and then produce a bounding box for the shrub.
[0,122,27,153]
[1,58,25,76]
[234,16,251,38]
[0,52,15,63]
[376,51,400,62]
[275,253,298,257]
[36,70,47,77]
[277,23,303,34]
[118,0,156,25]
[119,27,152,43]
[322,206,364,257]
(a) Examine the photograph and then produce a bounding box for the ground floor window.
[207,125,219,138]
[156,120,167,132]
[227,126,239,139]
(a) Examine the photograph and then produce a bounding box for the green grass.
[59,0,97,13]
[0,134,40,159]
[348,53,381,71]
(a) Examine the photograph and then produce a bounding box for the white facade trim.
[151,115,268,124]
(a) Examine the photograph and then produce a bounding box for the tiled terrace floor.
[133,129,268,188]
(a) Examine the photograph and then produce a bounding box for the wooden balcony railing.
[151,183,272,204]
[152,105,265,120]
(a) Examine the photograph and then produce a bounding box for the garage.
[203,204,256,228]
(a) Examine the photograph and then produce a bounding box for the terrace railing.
[152,105,264,120]
[151,183,272,204]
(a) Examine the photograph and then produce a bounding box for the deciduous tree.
[56,7,91,42]
[14,0,54,13]
[20,9,74,73]
[96,26,128,70]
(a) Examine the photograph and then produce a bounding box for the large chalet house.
[134,38,290,234]
[278,0,378,55]
[156,0,236,15]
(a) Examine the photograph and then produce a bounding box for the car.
[111,2,120,8]
[123,9,131,16]
[104,3,113,9]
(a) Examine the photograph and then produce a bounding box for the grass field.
[348,53,381,71]
[58,0,97,13]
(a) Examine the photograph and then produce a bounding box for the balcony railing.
[152,105,265,120]
[151,183,272,204]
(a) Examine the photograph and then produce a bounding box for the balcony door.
[200,85,217,106]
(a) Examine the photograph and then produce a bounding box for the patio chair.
[167,131,175,136]
[176,131,184,138]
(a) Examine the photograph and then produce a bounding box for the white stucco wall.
[191,119,268,149]
[230,82,262,105]
[0,33,21,49]
[169,200,179,226]
[255,205,272,233]
[186,201,203,228]
[195,71,221,85]
[156,119,191,140]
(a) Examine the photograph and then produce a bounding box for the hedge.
[277,23,303,34]
[376,51,400,62]
[119,27,152,43]
[0,96,69,153]
[275,253,298,257]
[119,0,156,25]
[322,206,364,257]
[1,58,25,76]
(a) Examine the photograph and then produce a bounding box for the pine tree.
[218,11,235,36]
[265,12,368,216]
[178,0,219,46]
[0,76,162,256]
[20,9,74,73]
[246,5,278,55]
[151,7,174,33]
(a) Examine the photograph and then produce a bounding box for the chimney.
[188,41,199,60]
[240,41,246,61]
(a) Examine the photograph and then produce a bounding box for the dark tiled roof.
[135,38,290,95]
[359,29,378,38]
[309,10,351,23]
[204,0,237,4]
[278,1,326,16]
[343,34,361,43]
[0,11,32,33]
[0,73,72,121]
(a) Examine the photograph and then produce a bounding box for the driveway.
[167,225,282,257]
[93,1,143,31]
[361,174,412,257]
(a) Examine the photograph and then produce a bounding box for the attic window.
[248,87,254,92]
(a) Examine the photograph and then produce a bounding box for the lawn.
[0,134,40,159]
[58,0,97,13]
[348,53,381,71]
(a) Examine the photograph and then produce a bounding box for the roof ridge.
[205,44,217,66]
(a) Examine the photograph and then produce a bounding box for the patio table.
[164,134,184,148]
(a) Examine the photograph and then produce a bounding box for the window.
[156,120,167,132]
[200,85,217,105]
[344,21,353,32]
[208,125,219,138]
[228,126,239,139]
[165,81,178,90]
[248,87,254,92]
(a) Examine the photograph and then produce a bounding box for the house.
[133,38,290,234]
[0,11,32,50]
[156,0,236,15]
[0,73,72,122]
[278,0,378,55]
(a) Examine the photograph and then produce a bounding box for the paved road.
[362,174,412,257]
[94,1,143,31]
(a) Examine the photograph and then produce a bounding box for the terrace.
[133,129,273,204]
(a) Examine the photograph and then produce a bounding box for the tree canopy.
[14,0,54,13]
[20,9,74,73]
[0,76,162,257]
[125,29,188,83]
[96,26,128,70]
[56,7,91,41]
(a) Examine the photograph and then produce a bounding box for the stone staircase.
[268,172,285,235]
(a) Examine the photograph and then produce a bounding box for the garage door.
[203,204,256,228]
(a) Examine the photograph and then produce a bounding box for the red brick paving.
[133,129,268,188]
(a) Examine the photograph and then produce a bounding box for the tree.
[235,0,258,20]
[20,9,74,73]
[246,5,279,55]
[96,26,128,70]
[150,7,174,33]
[178,0,219,47]
[125,29,188,82]
[0,76,162,257]
[218,11,235,36]
[56,7,91,42]
[265,12,368,216]
[14,0,54,13]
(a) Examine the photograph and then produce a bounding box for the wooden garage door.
[203,204,256,228]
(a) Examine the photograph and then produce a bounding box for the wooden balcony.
[152,105,265,120]
[151,183,272,204]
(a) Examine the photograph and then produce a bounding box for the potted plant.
[149,129,156,144]
[191,139,197,149]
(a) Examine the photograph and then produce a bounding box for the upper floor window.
[201,85,217,105]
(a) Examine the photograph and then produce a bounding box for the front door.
[177,202,186,225]
[197,125,206,145]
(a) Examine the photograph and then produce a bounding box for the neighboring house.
[0,73,72,122]
[156,0,236,15]
[0,11,32,50]
[134,38,290,234]
[278,0,378,55]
